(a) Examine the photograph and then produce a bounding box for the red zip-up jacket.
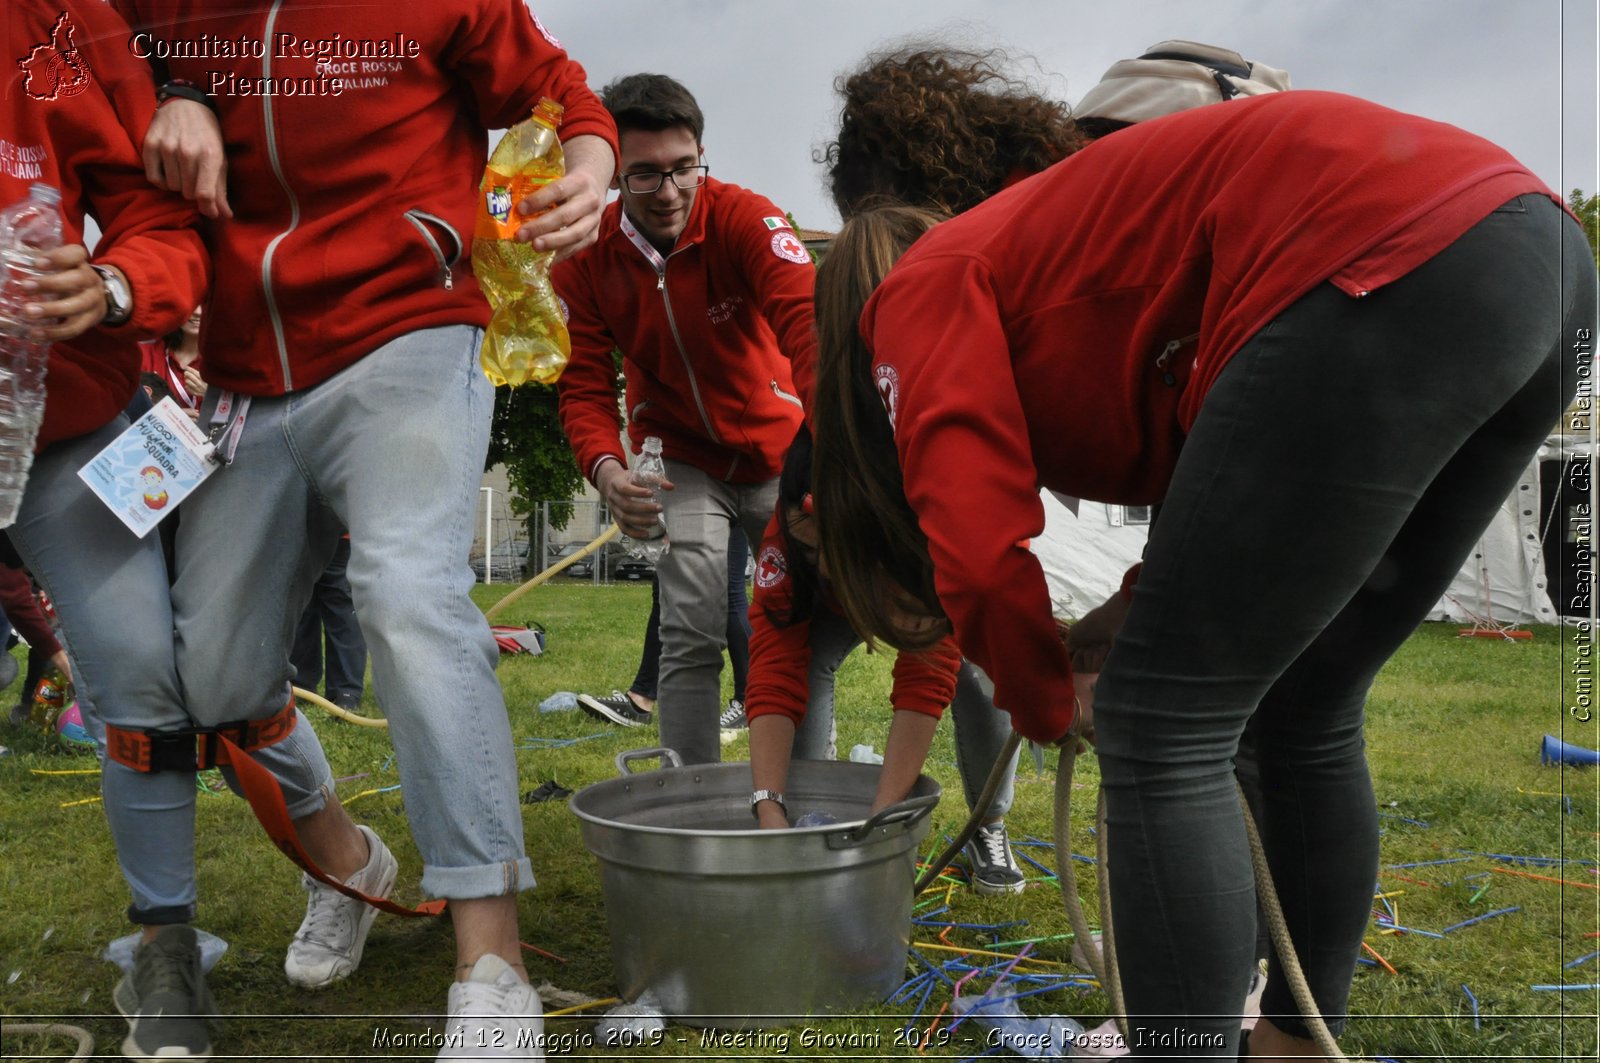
[555,179,812,485]
[861,91,1559,744]
[114,1,616,396]
[745,515,960,728]
[3,1,207,451]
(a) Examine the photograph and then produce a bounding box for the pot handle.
[614,747,684,776]
[826,793,940,849]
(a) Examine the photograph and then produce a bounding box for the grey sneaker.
[576,690,652,728]
[718,699,747,730]
[437,953,545,1059]
[964,821,1025,895]
[114,924,214,1061]
[284,825,397,989]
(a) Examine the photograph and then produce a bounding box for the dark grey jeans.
[1094,194,1594,1055]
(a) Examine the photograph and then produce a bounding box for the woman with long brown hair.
[810,90,1592,1058]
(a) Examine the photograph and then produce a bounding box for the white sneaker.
[284,824,397,989]
[438,954,545,1060]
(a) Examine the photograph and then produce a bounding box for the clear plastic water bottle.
[952,991,1086,1058]
[793,810,839,828]
[0,183,62,528]
[538,691,579,713]
[626,436,670,562]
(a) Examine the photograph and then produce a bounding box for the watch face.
[96,267,130,322]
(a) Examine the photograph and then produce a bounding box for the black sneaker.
[719,700,747,730]
[577,690,652,727]
[964,821,1025,895]
[114,924,215,1060]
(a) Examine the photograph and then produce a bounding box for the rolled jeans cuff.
[126,901,197,926]
[420,857,536,900]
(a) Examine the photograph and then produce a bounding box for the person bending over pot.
[809,90,1592,1058]
[745,426,1028,893]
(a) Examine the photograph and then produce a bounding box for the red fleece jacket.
[861,91,1559,744]
[115,1,616,396]
[745,515,961,727]
[3,0,207,450]
[555,179,812,485]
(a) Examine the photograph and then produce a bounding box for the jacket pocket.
[1154,333,1200,388]
[403,209,464,290]
[769,379,803,409]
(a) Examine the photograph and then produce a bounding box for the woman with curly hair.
[809,89,1591,1058]
[823,45,1081,218]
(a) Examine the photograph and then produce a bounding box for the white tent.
[1030,464,1557,626]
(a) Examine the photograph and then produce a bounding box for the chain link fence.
[471,496,643,585]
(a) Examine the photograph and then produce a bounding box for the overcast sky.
[539,0,1598,233]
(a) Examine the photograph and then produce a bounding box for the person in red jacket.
[556,73,812,766]
[746,426,1024,895]
[810,93,1593,1057]
[114,3,616,1058]
[0,2,240,1058]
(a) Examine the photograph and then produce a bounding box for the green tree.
[484,383,581,529]
[1571,188,1599,268]
[483,350,625,530]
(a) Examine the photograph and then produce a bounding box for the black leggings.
[1094,195,1594,1055]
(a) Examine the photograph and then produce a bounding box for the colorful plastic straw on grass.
[1461,983,1480,1029]
[1385,857,1468,869]
[344,783,402,805]
[1361,941,1398,975]
[1491,866,1600,890]
[1565,951,1600,969]
[1440,906,1520,934]
[1376,811,1431,827]
[1531,984,1600,991]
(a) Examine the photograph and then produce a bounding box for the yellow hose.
[293,523,624,730]
[293,685,388,728]
[485,523,622,622]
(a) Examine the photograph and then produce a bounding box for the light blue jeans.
[800,609,1019,818]
[173,325,532,899]
[654,459,779,764]
[7,415,335,924]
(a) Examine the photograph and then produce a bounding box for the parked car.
[469,539,531,582]
[610,556,656,582]
[599,541,656,582]
[547,541,595,578]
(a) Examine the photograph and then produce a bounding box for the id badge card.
[77,397,220,537]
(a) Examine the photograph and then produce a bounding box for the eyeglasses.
[620,164,709,195]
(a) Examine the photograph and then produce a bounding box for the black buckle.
[143,719,254,772]
[144,727,204,773]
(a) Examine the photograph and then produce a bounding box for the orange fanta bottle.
[473,97,571,386]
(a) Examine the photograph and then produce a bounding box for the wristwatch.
[91,265,131,326]
[750,790,786,818]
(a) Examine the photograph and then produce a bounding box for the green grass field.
[1,582,1597,1060]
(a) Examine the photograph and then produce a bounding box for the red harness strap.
[104,702,445,919]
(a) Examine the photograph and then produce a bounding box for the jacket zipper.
[1155,332,1200,387]
[403,210,463,290]
[770,380,802,408]
[653,257,721,445]
[259,0,299,391]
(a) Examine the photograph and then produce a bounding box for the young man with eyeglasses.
[556,73,814,765]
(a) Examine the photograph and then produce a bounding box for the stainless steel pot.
[569,748,940,1028]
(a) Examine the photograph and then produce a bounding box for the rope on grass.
[4,1023,92,1060]
[484,523,622,623]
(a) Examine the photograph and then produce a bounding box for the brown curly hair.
[823,46,1082,219]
